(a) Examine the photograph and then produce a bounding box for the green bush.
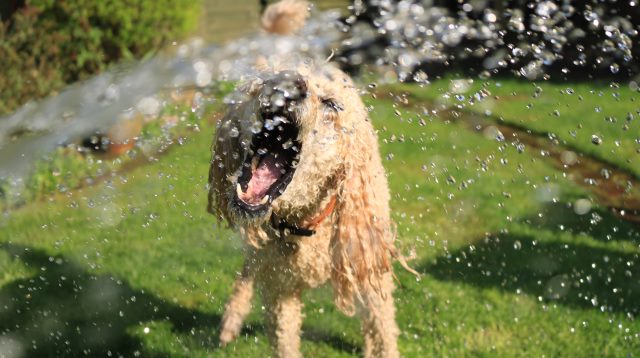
[0,0,200,115]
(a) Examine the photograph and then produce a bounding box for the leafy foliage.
[0,0,200,115]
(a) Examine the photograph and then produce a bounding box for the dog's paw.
[218,314,243,346]
[218,329,237,347]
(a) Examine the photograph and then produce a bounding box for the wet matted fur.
[208,62,404,357]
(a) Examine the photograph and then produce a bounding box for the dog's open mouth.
[233,79,305,214]
[232,71,307,215]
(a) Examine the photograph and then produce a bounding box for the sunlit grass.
[389,77,640,178]
[0,84,638,356]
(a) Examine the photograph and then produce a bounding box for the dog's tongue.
[239,154,283,204]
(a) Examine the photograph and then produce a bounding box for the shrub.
[0,0,200,115]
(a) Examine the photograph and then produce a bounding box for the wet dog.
[208,62,404,357]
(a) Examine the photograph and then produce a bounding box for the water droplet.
[282,139,293,149]
[574,198,592,215]
[250,121,263,134]
[513,240,522,250]
[560,151,578,165]
[609,63,619,74]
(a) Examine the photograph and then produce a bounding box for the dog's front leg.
[219,257,255,346]
[359,272,400,358]
[262,287,303,358]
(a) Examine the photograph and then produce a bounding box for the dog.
[207,60,407,357]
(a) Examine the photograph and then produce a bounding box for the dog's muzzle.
[232,71,307,218]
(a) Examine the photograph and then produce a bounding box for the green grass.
[388,77,640,178]
[0,82,638,357]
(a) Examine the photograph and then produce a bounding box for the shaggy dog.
[207,61,407,357]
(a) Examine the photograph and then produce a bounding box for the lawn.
[388,77,640,179]
[0,79,638,357]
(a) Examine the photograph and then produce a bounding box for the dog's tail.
[261,0,309,35]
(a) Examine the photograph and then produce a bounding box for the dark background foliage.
[343,0,640,80]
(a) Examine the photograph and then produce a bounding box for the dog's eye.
[321,98,343,112]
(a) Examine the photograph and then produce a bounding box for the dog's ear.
[330,120,394,315]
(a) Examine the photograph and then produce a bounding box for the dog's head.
[209,63,401,314]
[209,64,365,226]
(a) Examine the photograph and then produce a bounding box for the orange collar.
[270,195,337,238]
[304,195,337,229]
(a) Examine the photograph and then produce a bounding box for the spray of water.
[0,9,342,184]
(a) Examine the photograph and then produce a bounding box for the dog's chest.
[256,223,333,289]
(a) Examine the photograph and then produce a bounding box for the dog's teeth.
[260,195,270,205]
[236,183,243,196]
[251,156,259,171]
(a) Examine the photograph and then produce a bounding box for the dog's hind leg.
[262,287,303,358]
[359,272,400,358]
[219,257,255,346]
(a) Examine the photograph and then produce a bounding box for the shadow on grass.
[524,202,640,243]
[421,230,640,316]
[302,326,361,355]
[0,243,360,356]
[0,243,222,356]
[225,322,361,355]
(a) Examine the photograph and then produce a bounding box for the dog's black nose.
[261,72,307,110]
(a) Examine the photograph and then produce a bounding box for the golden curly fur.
[208,61,403,357]
[261,0,309,35]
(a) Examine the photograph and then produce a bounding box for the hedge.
[0,0,200,115]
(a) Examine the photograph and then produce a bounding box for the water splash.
[0,9,342,180]
[343,0,638,80]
